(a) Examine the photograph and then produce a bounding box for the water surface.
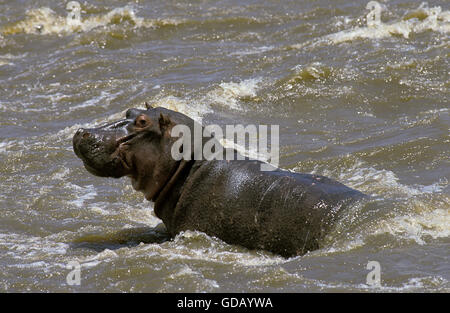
[0,0,449,292]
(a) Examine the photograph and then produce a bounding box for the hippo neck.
[153,159,195,222]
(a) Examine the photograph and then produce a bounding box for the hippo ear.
[158,113,172,131]
[144,102,153,109]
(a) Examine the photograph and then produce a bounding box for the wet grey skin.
[73,108,144,178]
[73,106,367,257]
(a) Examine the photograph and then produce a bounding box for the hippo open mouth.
[72,108,148,178]
[72,105,189,202]
[73,122,125,177]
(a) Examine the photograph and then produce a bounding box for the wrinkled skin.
[73,106,367,257]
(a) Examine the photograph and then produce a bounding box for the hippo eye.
[135,114,151,128]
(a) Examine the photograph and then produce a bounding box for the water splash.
[375,207,450,245]
[317,2,450,45]
[208,78,263,110]
[288,63,333,82]
[297,156,450,254]
[0,3,177,36]
[146,95,211,124]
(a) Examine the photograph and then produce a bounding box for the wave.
[293,157,450,254]
[328,2,449,43]
[291,2,450,48]
[208,78,263,110]
[0,5,180,36]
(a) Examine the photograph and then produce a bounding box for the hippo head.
[73,105,197,202]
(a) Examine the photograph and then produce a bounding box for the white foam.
[62,249,120,269]
[294,2,450,47]
[0,5,179,36]
[8,261,48,269]
[142,230,287,266]
[229,46,274,57]
[326,20,414,44]
[168,265,220,289]
[50,168,71,180]
[47,229,284,271]
[208,78,262,110]
[125,202,160,226]
[169,265,196,279]
[306,159,408,197]
[315,274,448,292]
[375,207,450,245]
[147,95,211,123]
[34,92,71,106]
[294,157,450,253]
[0,59,12,66]
[67,185,97,208]
[307,158,449,199]
[52,122,98,142]
[0,53,26,66]
[0,139,26,154]
[398,276,447,291]
[146,78,263,120]
[90,206,111,216]
[86,248,118,261]
[68,90,124,112]
[0,233,69,259]
[0,140,13,153]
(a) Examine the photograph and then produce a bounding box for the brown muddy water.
[0,0,449,292]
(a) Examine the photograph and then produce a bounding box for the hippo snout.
[72,122,131,178]
[73,128,91,156]
[73,128,105,159]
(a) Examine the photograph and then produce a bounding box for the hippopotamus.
[73,104,366,257]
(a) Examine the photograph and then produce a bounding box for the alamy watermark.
[366,260,381,287]
[170,120,279,171]
[66,261,81,286]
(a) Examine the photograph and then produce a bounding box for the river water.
[0,0,449,292]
